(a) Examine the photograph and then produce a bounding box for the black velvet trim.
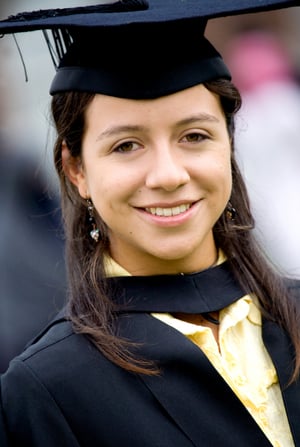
[107,261,247,314]
[49,57,231,97]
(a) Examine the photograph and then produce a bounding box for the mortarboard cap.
[0,0,299,99]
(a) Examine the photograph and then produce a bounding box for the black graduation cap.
[0,0,299,99]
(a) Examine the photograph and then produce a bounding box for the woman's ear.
[61,141,89,198]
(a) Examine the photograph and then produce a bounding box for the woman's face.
[66,84,232,275]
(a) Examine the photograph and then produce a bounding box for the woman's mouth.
[145,203,191,217]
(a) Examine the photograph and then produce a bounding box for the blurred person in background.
[0,141,66,372]
[226,29,300,278]
[0,0,66,372]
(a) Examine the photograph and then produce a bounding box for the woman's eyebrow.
[176,113,220,127]
[96,125,146,141]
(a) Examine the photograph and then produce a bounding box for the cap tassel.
[43,29,73,69]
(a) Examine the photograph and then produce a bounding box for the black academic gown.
[1,262,300,447]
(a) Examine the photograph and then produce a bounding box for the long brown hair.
[51,79,300,382]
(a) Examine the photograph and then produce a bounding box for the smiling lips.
[145,203,191,217]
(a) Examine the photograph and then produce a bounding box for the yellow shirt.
[104,255,294,447]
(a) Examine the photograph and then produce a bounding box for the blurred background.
[0,1,300,372]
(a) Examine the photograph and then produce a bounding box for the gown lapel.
[108,261,247,313]
[118,313,273,446]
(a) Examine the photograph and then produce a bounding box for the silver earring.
[87,199,100,242]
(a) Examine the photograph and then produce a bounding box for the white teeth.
[146,204,191,216]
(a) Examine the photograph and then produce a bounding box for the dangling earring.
[226,201,237,221]
[87,198,100,242]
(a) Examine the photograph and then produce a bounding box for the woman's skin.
[63,84,232,280]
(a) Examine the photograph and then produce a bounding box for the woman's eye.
[183,132,208,143]
[114,141,140,153]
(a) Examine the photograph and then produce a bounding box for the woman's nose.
[145,146,190,191]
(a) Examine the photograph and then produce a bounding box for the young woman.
[1,1,300,446]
